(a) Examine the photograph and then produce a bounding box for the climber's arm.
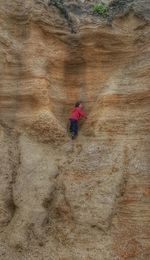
[78,108,87,119]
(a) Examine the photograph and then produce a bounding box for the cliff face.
[0,1,150,259]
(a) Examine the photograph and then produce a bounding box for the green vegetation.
[93,3,108,15]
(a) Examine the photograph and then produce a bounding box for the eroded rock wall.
[0,0,150,259]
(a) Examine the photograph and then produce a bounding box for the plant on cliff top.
[93,3,108,15]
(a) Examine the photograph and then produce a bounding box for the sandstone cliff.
[0,0,150,259]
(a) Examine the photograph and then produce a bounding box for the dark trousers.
[69,119,78,135]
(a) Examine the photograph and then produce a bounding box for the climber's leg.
[72,120,78,138]
[69,119,78,138]
[73,120,78,136]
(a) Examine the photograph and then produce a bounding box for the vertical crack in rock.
[0,125,20,227]
[63,35,87,123]
[48,0,76,33]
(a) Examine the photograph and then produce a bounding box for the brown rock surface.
[0,0,150,259]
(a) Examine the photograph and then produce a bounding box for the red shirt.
[70,107,86,121]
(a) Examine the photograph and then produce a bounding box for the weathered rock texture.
[0,0,150,259]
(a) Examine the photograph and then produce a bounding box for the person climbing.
[69,101,87,139]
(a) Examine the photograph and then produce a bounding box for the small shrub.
[93,3,108,15]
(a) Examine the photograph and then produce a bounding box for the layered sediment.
[0,0,150,259]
